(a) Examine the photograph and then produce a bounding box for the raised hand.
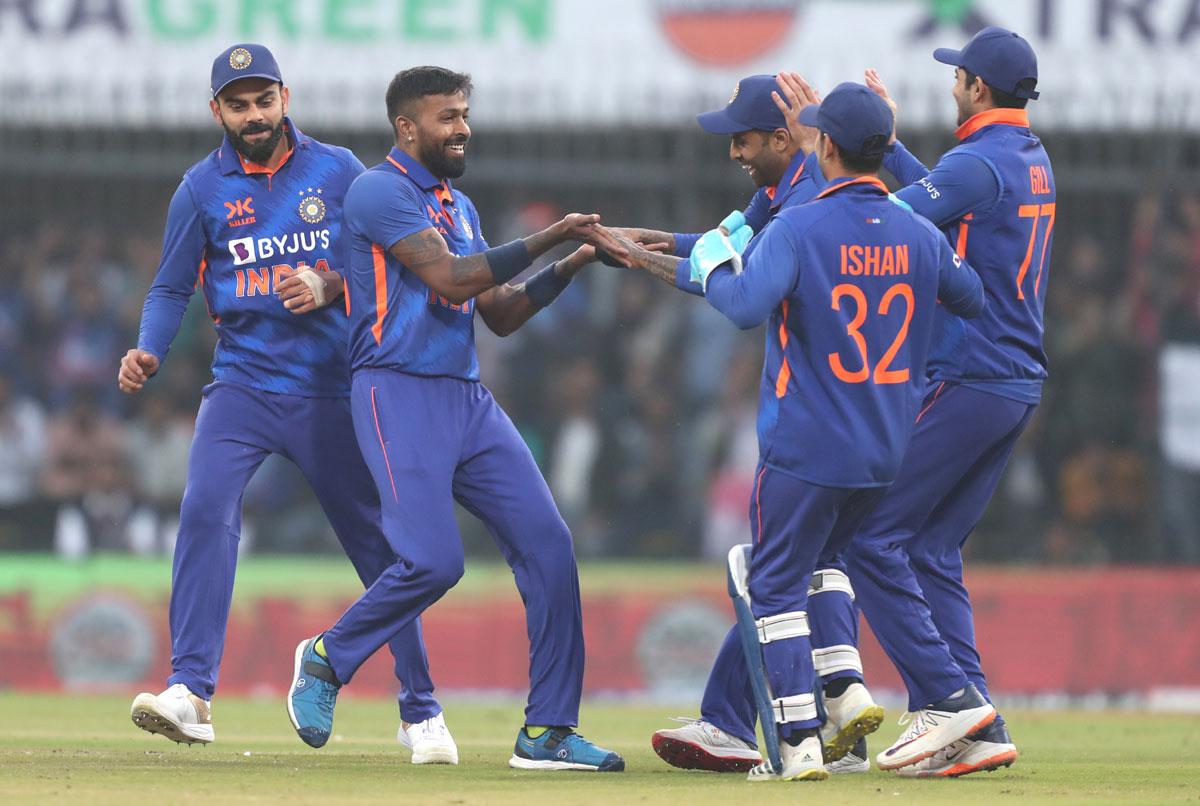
[772,71,822,156]
[118,348,160,394]
[864,69,898,144]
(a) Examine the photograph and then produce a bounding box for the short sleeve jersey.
[343,148,488,381]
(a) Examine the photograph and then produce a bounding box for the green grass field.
[1,694,1197,804]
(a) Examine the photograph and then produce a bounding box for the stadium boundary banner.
[2,0,1200,129]
[2,565,1198,703]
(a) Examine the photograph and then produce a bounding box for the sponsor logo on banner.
[657,0,803,66]
[50,595,155,688]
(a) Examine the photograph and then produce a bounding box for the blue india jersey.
[343,147,488,381]
[138,119,362,397]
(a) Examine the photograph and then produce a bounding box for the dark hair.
[829,135,885,174]
[386,66,473,131]
[963,69,1032,110]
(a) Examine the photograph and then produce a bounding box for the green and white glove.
[689,210,754,292]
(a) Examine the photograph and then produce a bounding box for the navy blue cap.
[933,26,1039,100]
[798,82,893,157]
[697,75,787,135]
[211,43,283,98]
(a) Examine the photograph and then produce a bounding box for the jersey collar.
[767,150,814,209]
[955,108,1030,141]
[814,175,889,200]
[385,147,447,192]
[218,117,303,176]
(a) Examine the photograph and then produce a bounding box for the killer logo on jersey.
[229,48,253,69]
[657,0,803,67]
[299,196,326,224]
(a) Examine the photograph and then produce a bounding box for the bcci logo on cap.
[229,48,253,70]
[729,82,741,104]
[299,196,326,224]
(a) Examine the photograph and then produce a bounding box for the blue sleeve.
[137,180,205,362]
[344,171,431,250]
[893,151,1001,228]
[883,140,929,186]
[703,220,800,330]
[933,234,985,318]
[672,232,701,258]
[674,260,703,296]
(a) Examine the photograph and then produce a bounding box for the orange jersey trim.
[815,175,889,200]
[371,244,388,345]
[239,145,294,177]
[955,108,1030,141]
[386,155,409,174]
[775,299,792,398]
[955,213,974,257]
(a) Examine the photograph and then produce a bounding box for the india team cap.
[211,43,283,98]
[797,82,893,157]
[933,26,1040,100]
[696,74,787,135]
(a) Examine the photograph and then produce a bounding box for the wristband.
[524,262,572,308]
[484,239,532,285]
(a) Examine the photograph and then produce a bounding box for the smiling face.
[728,129,790,189]
[210,77,289,164]
[399,91,471,180]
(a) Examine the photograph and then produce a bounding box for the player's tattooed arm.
[595,227,682,287]
[476,246,593,336]
[391,215,621,306]
[610,227,677,255]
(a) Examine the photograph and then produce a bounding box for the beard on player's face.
[416,129,468,179]
[224,116,286,164]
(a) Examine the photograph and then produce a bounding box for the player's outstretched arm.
[476,246,594,336]
[595,228,685,287]
[389,214,623,305]
[703,221,799,330]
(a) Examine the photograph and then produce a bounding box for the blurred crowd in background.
[1,182,1198,566]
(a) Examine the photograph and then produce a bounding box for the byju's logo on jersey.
[228,237,256,266]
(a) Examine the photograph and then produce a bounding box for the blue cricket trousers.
[701,464,886,744]
[847,382,1036,711]
[168,381,440,722]
[322,369,585,727]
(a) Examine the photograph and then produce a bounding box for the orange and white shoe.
[895,719,1018,778]
[876,684,996,771]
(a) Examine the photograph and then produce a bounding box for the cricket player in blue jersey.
[816,28,1052,777]
[285,66,626,772]
[607,82,985,782]
[120,44,457,765]
[620,75,884,776]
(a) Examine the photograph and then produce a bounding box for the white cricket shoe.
[651,718,761,772]
[827,737,870,774]
[130,683,214,745]
[397,712,459,765]
[894,720,1018,778]
[820,681,885,762]
[747,735,828,782]
[876,685,996,771]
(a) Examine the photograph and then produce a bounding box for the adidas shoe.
[827,737,870,774]
[651,717,761,772]
[509,726,625,772]
[398,711,459,765]
[876,684,996,770]
[895,718,1018,778]
[821,681,884,762]
[286,636,341,748]
[747,734,828,782]
[130,683,214,745]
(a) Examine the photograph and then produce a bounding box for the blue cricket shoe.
[509,726,625,772]
[287,636,341,748]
